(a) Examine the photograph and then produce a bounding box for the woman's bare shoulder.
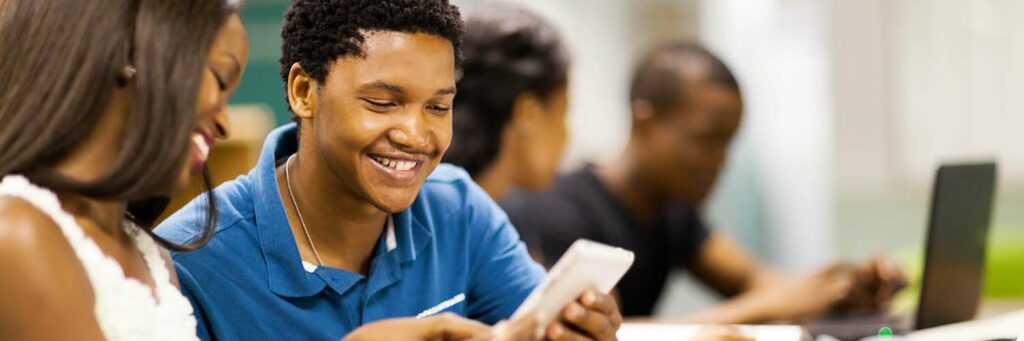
[0,196,105,339]
[0,195,67,252]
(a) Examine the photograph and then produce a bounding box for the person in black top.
[504,42,908,322]
[503,165,710,317]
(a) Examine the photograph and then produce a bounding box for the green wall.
[234,0,291,125]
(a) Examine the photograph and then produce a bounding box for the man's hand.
[545,290,622,341]
[836,257,909,312]
[747,258,907,322]
[747,264,855,322]
[342,313,489,341]
[345,313,549,341]
[471,313,544,341]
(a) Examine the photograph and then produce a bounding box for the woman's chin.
[170,168,194,196]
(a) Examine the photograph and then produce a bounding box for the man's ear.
[510,92,544,135]
[287,63,317,120]
[630,99,656,133]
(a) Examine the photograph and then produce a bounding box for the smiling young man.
[155,0,621,340]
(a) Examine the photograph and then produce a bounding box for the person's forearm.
[673,268,790,325]
[671,290,772,324]
[744,267,788,292]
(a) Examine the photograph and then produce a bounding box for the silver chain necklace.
[284,155,324,266]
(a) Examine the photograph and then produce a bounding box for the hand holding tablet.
[512,239,635,340]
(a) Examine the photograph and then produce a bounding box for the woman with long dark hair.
[0,0,249,339]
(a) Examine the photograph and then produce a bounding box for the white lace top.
[0,175,198,341]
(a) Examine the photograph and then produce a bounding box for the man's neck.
[594,144,666,226]
[277,144,386,275]
[475,149,516,201]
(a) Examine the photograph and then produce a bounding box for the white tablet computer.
[511,239,635,325]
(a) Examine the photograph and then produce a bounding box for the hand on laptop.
[744,257,906,322]
[546,290,622,341]
[836,257,908,312]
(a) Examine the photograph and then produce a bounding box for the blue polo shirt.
[155,123,545,340]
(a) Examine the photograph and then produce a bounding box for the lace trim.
[0,175,198,340]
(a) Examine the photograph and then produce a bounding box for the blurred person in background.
[442,3,570,261]
[444,3,570,201]
[505,42,907,324]
[0,0,246,339]
[155,0,621,340]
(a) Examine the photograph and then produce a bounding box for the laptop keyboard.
[805,314,910,341]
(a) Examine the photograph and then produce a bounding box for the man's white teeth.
[372,156,417,171]
[396,161,415,171]
[192,133,210,160]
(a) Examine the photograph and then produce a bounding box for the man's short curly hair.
[279,0,464,111]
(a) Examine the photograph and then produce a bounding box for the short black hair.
[279,0,464,112]
[629,42,740,115]
[442,4,569,176]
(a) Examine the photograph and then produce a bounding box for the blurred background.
[202,0,1024,318]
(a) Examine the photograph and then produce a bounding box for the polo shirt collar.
[392,207,432,265]
[250,123,432,298]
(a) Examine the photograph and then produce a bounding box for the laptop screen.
[915,162,997,329]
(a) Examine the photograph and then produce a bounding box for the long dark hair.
[0,0,238,251]
[442,4,569,176]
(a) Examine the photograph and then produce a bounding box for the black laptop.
[806,162,997,340]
